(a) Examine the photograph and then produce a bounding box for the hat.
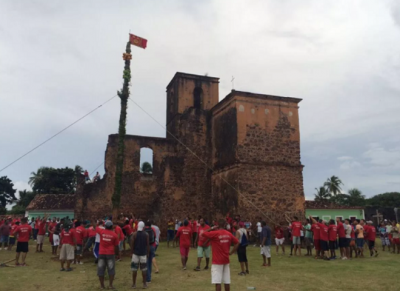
[239,221,245,228]
[138,221,145,231]
[105,220,113,227]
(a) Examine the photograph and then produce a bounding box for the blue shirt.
[261,225,271,246]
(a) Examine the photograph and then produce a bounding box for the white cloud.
[337,156,353,161]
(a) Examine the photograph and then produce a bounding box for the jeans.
[33,229,38,240]
[146,245,155,282]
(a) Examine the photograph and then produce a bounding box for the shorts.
[97,254,116,277]
[211,264,230,284]
[180,246,190,257]
[329,240,336,250]
[37,235,45,244]
[368,240,375,250]
[338,238,347,248]
[344,238,351,248]
[305,237,312,247]
[314,239,320,250]
[292,236,301,245]
[16,242,29,253]
[393,238,400,245]
[53,234,60,246]
[356,238,364,248]
[320,240,329,251]
[237,245,247,262]
[197,246,211,258]
[275,238,284,245]
[9,236,16,245]
[381,237,390,246]
[0,235,9,244]
[167,230,175,241]
[192,232,198,242]
[261,246,271,258]
[131,254,147,271]
[59,244,75,261]
[75,244,83,256]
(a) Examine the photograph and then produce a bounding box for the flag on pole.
[129,34,147,49]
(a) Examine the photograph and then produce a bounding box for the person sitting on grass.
[59,223,76,272]
[202,219,239,291]
[97,220,119,290]
[130,221,149,289]
[14,217,32,266]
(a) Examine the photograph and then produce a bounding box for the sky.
[0,0,399,203]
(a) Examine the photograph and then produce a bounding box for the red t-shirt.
[97,228,119,255]
[88,226,96,237]
[319,223,328,241]
[363,225,370,238]
[10,224,18,236]
[202,229,239,265]
[366,226,376,241]
[48,222,56,233]
[38,220,47,235]
[274,227,284,239]
[311,223,320,240]
[291,221,302,237]
[192,221,198,233]
[351,226,355,238]
[74,226,87,245]
[198,225,211,247]
[14,224,32,242]
[123,225,133,236]
[337,222,345,238]
[176,226,192,248]
[60,229,75,245]
[328,225,337,241]
[115,225,125,242]
[35,219,39,230]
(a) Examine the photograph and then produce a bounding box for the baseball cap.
[138,221,145,231]
[105,220,113,227]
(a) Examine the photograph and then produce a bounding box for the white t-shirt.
[257,222,262,233]
[175,221,180,231]
[300,230,304,237]
[344,224,352,238]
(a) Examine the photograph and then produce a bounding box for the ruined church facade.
[76,72,305,226]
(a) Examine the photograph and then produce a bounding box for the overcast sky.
[1,0,399,202]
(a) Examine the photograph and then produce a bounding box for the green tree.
[141,162,153,174]
[314,186,330,202]
[112,40,132,217]
[0,176,17,212]
[365,192,400,207]
[29,166,79,194]
[347,188,365,206]
[324,176,343,196]
[16,190,36,208]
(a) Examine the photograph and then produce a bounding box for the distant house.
[25,194,76,219]
[305,201,365,221]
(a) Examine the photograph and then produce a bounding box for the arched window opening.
[193,87,203,109]
[139,147,153,175]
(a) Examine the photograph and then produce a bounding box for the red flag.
[129,34,147,49]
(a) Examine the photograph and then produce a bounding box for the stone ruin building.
[76,72,305,228]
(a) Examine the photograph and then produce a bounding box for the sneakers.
[342,257,347,260]
[79,262,84,265]
[246,270,249,274]
[238,272,246,276]
[204,266,209,270]
[194,266,201,271]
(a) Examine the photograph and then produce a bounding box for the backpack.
[240,229,248,247]
[145,227,155,245]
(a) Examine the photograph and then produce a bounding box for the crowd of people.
[0,213,399,290]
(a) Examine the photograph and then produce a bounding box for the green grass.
[0,241,399,291]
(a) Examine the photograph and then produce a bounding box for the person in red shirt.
[60,223,76,271]
[290,216,303,256]
[328,219,337,259]
[33,216,40,240]
[36,214,48,252]
[202,219,239,291]
[336,217,346,259]
[123,220,134,251]
[8,221,19,251]
[114,223,125,261]
[175,220,192,270]
[365,221,378,257]
[74,221,87,264]
[84,222,97,252]
[194,218,211,271]
[97,221,119,290]
[13,217,32,266]
[48,217,57,255]
[311,221,320,258]
[192,218,198,248]
[274,224,285,255]
[310,216,330,260]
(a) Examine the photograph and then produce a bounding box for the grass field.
[0,240,399,291]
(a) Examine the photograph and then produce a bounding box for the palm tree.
[28,167,46,190]
[347,188,365,206]
[314,186,331,202]
[324,176,343,196]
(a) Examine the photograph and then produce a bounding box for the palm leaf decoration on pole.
[112,33,147,219]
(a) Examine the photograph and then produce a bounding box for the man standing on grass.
[131,221,149,289]
[144,221,157,284]
[97,220,119,290]
[94,220,104,263]
[365,221,378,257]
[175,219,192,270]
[336,218,346,259]
[36,215,48,253]
[8,220,19,251]
[310,217,330,260]
[304,219,313,257]
[310,219,320,259]
[167,218,175,248]
[236,221,249,276]
[60,223,76,272]
[48,217,57,255]
[14,217,32,266]
[290,216,303,256]
[33,216,39,241]
[0,219,11,250]
[274,224,285,255]
[255,218,262,247]
[343,219,352,260]
[355,219,364,257]
[260,221,272,267]
[202,219,239,291]
[74,220,87,264]
[84,222,96,252]
[390,221,399,254]
[114,222,125,261]
[192,217,198,248]
[195,218,211,271]
[328,219,337,259]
